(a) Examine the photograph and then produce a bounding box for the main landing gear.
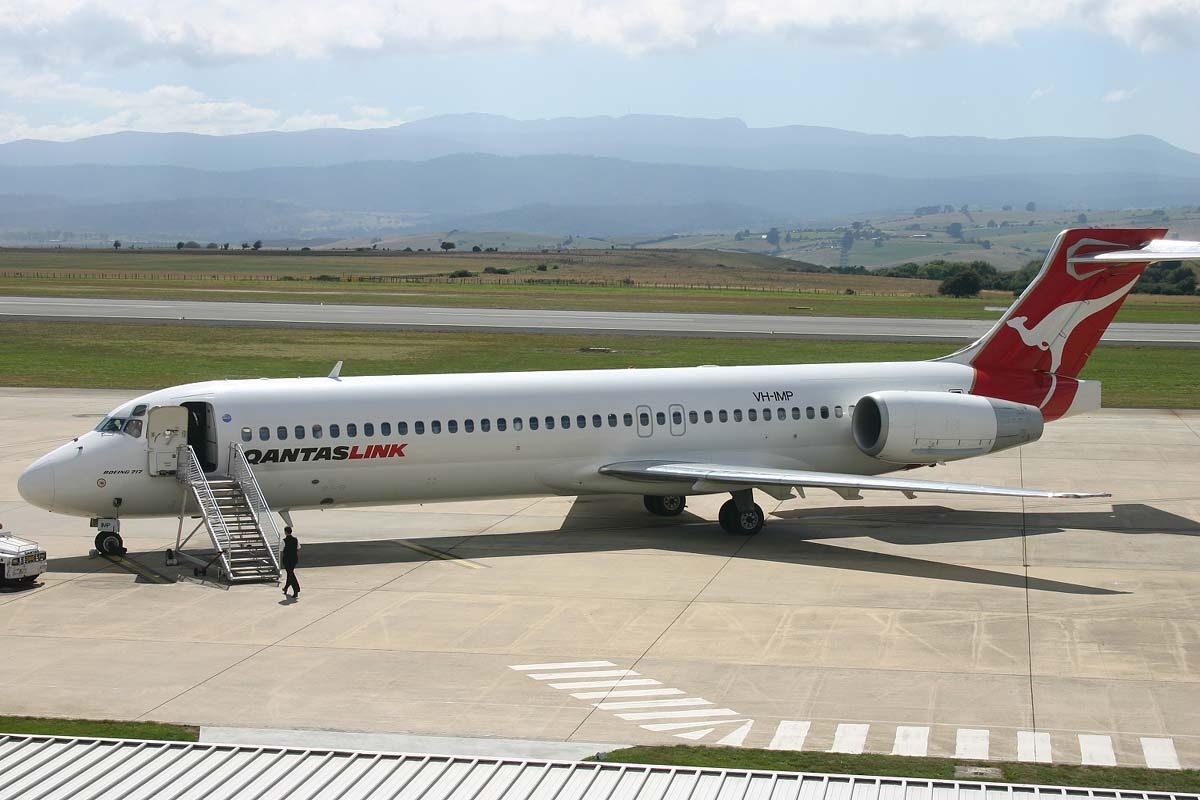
[643,495,686,516]
[718,489,764,536]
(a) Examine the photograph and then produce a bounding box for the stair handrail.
[228,442,283,566]
[178,445,232,555]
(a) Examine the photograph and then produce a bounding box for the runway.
[2,296,1198,344]
[2,388,1199,767]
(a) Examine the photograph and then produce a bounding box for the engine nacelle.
[852,390,1043,464]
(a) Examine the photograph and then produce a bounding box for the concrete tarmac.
[1,387,1198,768]
[2,296,1198,344]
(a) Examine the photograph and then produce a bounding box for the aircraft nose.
[17,459,55,510]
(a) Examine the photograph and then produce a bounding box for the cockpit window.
[131,405,148,417]
[123,419,143,438]
[95,417,125,433]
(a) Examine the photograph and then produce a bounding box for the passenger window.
[639,412,650,426]
[295,425,305,440]
[347,423,358,437]
[792,407,801,420]
[778,407,786,420]
[763,409,772,421]
[364,422,374,436]
[806,407,815,420]
[480,419,490,432]
[623,413,633,427]
[545,416,555,430]
[381,422,391,436]
[656,411,666,425]
[672,410,682,425]
[578,415,587,429]
[330,423,340,438]
[608,413,618,427]
[820,406,830,419]
[397,422,407,435]
[448,420,458,433]
[719,410,728,422]
[241,427,252,443]
[465,419,475,433]
[834,406,843,418]
[689,410,698,423]
[432,420,442,434]
[704,410,713,423]
[528,417,538,431]
[748,409,757,422]
[733,409,743,422]
[511,417,521,431]
[277,426,288,440]
[415,421,425,435]
[259,426,270,441]
[593,414,602,428]
[561,415,571,429]
[312,424,323,439]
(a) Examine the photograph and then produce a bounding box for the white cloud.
[1102,87,1139,103]
[1,0,1199,67]
[1030,86,1053,100]
[0,68,410,141]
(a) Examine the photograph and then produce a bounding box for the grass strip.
[0,715,199,742]
[596,745,1200,793]
[0,321,1196,407]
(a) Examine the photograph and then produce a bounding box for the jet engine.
[852,390,1043,464]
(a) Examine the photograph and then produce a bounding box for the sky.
[2,0,1200,152]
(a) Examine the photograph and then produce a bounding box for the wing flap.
[599,460,1109,500]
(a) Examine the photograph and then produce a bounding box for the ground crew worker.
[281,526,300,598]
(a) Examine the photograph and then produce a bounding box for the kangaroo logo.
[1006,280,1136,372]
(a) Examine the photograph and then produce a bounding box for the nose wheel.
[94,531,126,556]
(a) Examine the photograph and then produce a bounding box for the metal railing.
[227,442,283,569]
[177,445,232,564]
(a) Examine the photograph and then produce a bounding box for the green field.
[0,321,1195,407]
[598,745,1200,793]
[0,715,198,742]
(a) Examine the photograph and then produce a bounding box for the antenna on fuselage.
[328,361,344,380]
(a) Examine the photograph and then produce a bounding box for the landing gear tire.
[719,500,764,535]
[94,531,125,556]
[644,495,686,516]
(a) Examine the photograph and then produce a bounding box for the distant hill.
[3,152,1200,242]
[3,113,1199,180]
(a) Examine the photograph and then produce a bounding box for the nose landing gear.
[92,518,126,556]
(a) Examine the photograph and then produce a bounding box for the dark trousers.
[283,566,300,595]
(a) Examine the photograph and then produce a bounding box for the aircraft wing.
[598,460,1109,500]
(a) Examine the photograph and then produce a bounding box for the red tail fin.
[947,228,1165,377]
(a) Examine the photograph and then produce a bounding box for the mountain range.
[2,114,1199,244]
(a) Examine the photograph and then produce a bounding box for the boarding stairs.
[174,443,282,583]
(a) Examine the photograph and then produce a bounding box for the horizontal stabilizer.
[599,460,1109,500]
[1079,239,1200,263]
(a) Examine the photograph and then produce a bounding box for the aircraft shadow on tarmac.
[41,502,1196,596]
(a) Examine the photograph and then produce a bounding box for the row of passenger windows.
[240,405,844,443]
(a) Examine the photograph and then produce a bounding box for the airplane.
[16,228,1200,558]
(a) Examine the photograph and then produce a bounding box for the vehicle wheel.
[644,495,686,516]
[719,500,764,535]
[18,575,37,585]
[94,531,125,556]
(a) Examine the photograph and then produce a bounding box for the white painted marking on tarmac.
[593,698,712,710]
[955,729,990,760]
[892,726,929,757]
[528,670,638,680]
[717,721,754,747]
[1140,738,1181,770]
[617,708,739,721]
[549,678,660,689]
[768,721,811,751]
[1017,731,1052,763]
[641,720,750,732]
[676,729,715,740]
[510,661,615,671]
[1079,734,1116,766]
[571,688,685,699]
[830,724,870,754]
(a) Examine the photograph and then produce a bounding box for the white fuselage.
[19,360,980,519]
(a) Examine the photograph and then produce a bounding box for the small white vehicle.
[0,523,47,584]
